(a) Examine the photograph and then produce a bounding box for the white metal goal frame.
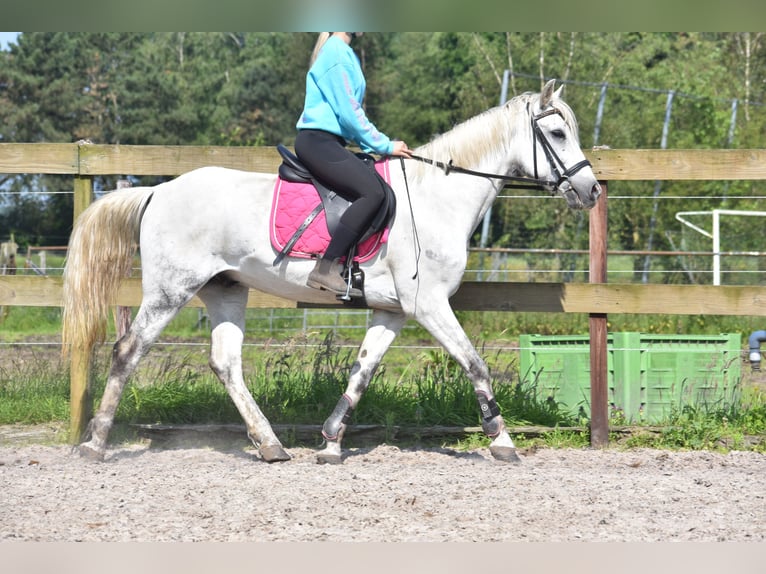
[675,209,766,285]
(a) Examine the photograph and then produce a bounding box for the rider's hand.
[391,140,412,158]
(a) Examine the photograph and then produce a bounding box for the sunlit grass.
[1,329,763,452]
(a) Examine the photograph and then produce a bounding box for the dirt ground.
[1,340,764,544]
[0,438,763,542]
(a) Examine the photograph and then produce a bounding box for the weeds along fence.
[1,143,766,445]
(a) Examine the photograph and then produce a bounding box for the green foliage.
[2,32,766,254]
[623,398,766,452]
[217,33,316,147]
[3,333,763,452]
[114,353,240,423]
[0,350,70,423]
[377,33,487,145]
[3,303,764,347]
[0,307,63,339]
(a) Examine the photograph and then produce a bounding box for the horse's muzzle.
[561,181,601,210]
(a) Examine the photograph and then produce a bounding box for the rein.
[400,156,422,280]
[407,153,554,192]
[406,103,592,194]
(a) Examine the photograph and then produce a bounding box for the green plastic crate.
[518,332,741,423]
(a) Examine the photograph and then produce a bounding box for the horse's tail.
[61,187,154,358]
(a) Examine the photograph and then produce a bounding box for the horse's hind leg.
[414,299,520,463]
[198,281,290,462]
[317,309,406,464]
[79,302,182,461]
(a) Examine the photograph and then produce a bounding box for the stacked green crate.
[517,334,613,419]
[637,334,741,422]
[519,332,741,422]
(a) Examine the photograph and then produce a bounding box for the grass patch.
[108,334,576,430]
[0,350,70,423]
[0,307,64,340]
[1,330,763,453]
[622,388,766,452]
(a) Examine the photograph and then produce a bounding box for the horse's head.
[520,79,602,210]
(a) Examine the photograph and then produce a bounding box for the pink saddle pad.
[269,159,391,263]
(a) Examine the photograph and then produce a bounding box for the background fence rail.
[2,275,765,315]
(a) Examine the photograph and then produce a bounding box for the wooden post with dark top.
[589,182,609,447]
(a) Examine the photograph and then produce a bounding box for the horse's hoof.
[489,445,521,463]
[77,443,106,462]
[316,451,343,465]
[259,444,291,463]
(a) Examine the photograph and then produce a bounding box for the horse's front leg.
[200,283,290,463]
[317,310,406,464]
[415,300,521,463]
[209,321,290,462]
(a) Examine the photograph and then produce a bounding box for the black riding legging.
[294,129,386,260]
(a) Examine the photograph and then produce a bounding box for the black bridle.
[530,105,592,192]
[408,104,592,193]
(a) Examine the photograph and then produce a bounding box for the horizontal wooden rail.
[586,148,766,180]
[77,144,282,176]
[2,275,764,316]
[3,143,766,180]
[0,143,80,174]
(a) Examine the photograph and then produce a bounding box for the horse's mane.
[411,90,579,179]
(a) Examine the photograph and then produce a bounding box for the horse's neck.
[402,160,501,242]
[415,104,520,190]
[455,170,501,234]
[429,145,510,230]
[404,104,527,237]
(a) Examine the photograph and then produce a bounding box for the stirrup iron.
[337,247,361,302]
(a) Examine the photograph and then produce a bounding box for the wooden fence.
[1,143,766,446]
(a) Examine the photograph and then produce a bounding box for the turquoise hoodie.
[296,36,394,155]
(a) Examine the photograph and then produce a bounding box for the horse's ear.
[540,79,557,108]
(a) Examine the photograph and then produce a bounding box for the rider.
[295,32,412,296]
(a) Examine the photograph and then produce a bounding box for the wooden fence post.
[69,175,93,444]
[589,182,609,448]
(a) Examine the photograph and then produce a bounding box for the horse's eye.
[551,129,566,140]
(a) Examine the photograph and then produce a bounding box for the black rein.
[407,153,554,192]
